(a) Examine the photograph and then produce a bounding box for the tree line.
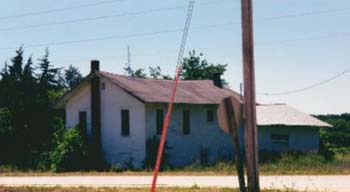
[316,113,350,160]
[124,50,228,84]
[0,47,83,169]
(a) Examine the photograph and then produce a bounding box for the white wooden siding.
[100,78,146,168]
[146,104,234,167]
[66,84,92,136]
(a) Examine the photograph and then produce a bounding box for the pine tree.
[64,65,83,89]
[8,47,24,82]
[0,62,10,108]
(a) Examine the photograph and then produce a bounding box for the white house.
[56,61,331,168]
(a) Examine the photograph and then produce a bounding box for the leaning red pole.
[150,65,181,192]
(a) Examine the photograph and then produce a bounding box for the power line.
[258,32,350,46]
[255,7,350,22]
[1,3,350,51]
[2,22,350,52]
[0,0,225,32]
[0,6,186,31]
[52,49,177,64]
[259,67,350,96]
[0,29,182,51]
[0,0,123,21]
[0,22,234,51]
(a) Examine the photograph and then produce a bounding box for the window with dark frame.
[271,134,289,152]
[156,109,164,135]
[79,111,87,136]
[183,110,190,135]
[101,82,106,90]
[121,109,130,136]
[207,110,214,122]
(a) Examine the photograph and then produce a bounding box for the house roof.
[55,71,241,108]
[257,104,332,127]
[56,71,330,128]
[98,71,241,104]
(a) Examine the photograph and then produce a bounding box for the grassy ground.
[0,186,297,192]
[0,153,349,176]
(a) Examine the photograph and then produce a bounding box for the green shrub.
[49,127,87,172]
[110,164,123,172]
[124,157,134,170]
[143,136,171,170]
[317,114,350,160]
[0,164,19,172]
[199,147,210,166]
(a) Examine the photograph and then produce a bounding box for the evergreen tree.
[34,49,64,159]
[8,47,24,81]
[37,49,63,91]
[0,47,65,167]
[0,62,10,108]
[0,47,29,165]
[64,65,83,89]
[23,57,35,82]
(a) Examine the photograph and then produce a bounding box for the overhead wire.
[0,3,349,32]
[255,6,350,22]
[1,0,350,49]
[0,0,123,20]
[259,67,350,96]
[0,21,234,51]
[0,0,227,32]
[2,22,350,51]
[1,1,349,98]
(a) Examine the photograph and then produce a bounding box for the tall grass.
[174,152,350,175]
[0,153,349,175]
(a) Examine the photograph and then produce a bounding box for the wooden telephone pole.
[241,0,260,191]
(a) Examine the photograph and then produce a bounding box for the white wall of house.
[146,104,234,168]
[100,78,146,168]
[66,84,92,136]
[259,126,319,153]
[65,77,146,168]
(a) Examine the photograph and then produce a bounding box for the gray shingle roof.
[257,104,332,127]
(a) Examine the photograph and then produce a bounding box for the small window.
[271,134,289,152]
[121,109,130,136]
[183,110,190,135]
[207,110,214,122]
[156,109,164,135]
[101,82,106,90]
[79,111,87,135]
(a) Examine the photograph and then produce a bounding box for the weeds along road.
[0,175,349,191]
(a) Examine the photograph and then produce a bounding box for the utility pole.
[241,0,260,191]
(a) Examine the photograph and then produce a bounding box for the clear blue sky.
[0,0,349,114]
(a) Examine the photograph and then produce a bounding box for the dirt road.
[0,175,349,191]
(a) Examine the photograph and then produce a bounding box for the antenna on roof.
[127,45,131,70]
[124,45,131,75]
[240,82,243,100]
